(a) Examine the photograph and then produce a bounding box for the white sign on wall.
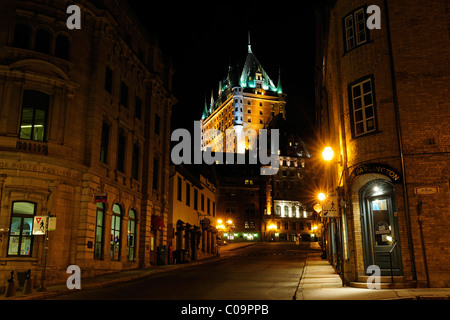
[32,216,48,235]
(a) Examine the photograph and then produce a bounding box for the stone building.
[0,0,175,290]
[168,165,218,263]
[315,0,449,287]
[214,162,264,242]
[262,116,315,242]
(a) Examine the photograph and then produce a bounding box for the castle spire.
[277,67,283,94]
[248,31,252,53]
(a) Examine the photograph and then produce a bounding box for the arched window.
[110,204,122,260]
[7,202,36,256]
[55,34,70,60]
[13,23,31,49]
[291,206,296,218]
[275,205,281,216]
[284,206,289,217]
[35,28,52,54]
[127,209,136,262]
[94,203,105,259]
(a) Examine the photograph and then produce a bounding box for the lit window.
[110,204,122,260]
[7,202,35,256]
[127,209,136,262]
[94,203,105,259]
[19,90,49,142]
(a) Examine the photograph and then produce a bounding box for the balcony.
[16,140,48,155]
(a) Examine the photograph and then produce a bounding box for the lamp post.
[321,146,346,286]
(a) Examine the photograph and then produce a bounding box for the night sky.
[129,1,320,144]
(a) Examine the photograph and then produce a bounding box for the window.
[177,177,182,201]
[94,203,105,259]
[120,82,128,107]
[35,28,52,54]
[185,182,190,206]
[7,202,35,256]
[284,206,289,217]
[105,66,113,93]
[117,130,126,173]
[154,114,160,135]
[343,7,368,52]
[201,194,205,211]
[275,205,281,216]
[207,198,210,214]
[111,204,122,260]
[245,203,255,214]
[13,23,31,49]
[100,122,110,163]
[19,90,49,142]
[194,189,198,210]
[55,34,70,60]
[127,209,136,262]
[349,76,376,137]
[152,157,159,190]
[131,143,140,180]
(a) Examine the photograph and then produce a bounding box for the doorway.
[360,180,403,276]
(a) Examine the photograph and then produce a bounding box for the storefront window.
[127,209,136,262]
[111,204,122,260]
[7,202,35,256]
[94,203,105,259]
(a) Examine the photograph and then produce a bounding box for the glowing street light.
[318,193,326,201]
[322,147,335,161]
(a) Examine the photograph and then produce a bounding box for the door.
[361,180,403,276]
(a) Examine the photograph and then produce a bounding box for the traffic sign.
[33,216,48,235]
[322,196,338,217]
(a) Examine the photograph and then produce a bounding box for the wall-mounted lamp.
[322,147,342,166]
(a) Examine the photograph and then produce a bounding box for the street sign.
[33,216,48,235]
[322,196,338,217]
[414,187,439,195]
[48,216,57,231]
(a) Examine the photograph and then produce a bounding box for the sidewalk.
[296,252,450,300]
[2,242,255,300]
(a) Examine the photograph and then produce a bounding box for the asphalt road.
[51,242,309,300]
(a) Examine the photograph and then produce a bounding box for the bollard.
[5,271,16,297]
[23,269,33,294]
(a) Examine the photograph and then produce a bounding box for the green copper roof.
[239,45,277,92]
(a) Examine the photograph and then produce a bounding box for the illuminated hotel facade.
[201,41,286,154]
[202,40,313,243]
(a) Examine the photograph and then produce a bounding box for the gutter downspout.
[384,0,417,282]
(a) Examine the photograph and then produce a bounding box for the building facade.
[315,0,450,287]
[0,0,175,290]
[201,40,286,154]
[168,165,218,263]
[215,163,264,242]
[262,121,316,242]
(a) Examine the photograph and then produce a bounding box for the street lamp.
[318,193,326,201]
[322,146,342,165]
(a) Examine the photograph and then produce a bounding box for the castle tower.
[201,36,286,154]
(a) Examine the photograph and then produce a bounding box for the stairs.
[349,275,416,289]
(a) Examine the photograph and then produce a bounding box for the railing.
[388,241,398,284]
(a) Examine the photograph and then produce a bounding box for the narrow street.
[50,242,313,300]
